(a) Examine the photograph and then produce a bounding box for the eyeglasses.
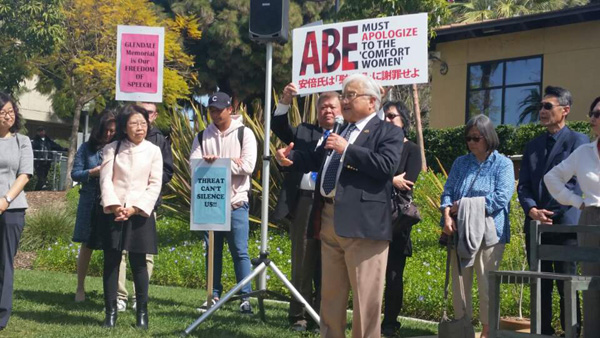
[339,93,372,102]
[538,102,565,111]
[465,136,483,143]
[0,109,15,118]
[589,111,600,119]
[128,121,148,127]
[385,113,400,120]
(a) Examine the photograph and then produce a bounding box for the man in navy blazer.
[277,74,403,338]
[518,85,587,335]
[271,83,342,331]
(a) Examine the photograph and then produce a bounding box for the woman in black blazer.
[380,101,422,337]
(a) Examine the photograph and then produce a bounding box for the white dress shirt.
[544,139,600,208]
[320,112,378,198]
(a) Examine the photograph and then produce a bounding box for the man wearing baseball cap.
[190,92,257,313]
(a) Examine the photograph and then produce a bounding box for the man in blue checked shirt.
[271,82,342,332]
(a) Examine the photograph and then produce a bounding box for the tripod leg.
[258,294,266,322]
[268,262,320,326]
[183,262,268,335]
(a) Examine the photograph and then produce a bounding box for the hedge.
[32,170,540,323]
[416,121,591,172]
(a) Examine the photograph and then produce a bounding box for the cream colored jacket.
[100,139,163,217]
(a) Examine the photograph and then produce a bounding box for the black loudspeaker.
[249,0,289,43]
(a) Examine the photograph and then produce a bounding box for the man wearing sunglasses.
[517,85,588,335]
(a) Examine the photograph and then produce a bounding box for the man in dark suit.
[518,85,587,335]
[271,82,342,331]
[31,126,67,190]
[277,74,403,338]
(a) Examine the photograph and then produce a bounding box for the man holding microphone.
[276,74,403,338]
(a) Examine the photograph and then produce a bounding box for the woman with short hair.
[97,104,162,329]
[71,110,117,302]
[0,92,33,331]
[440,114,514,338]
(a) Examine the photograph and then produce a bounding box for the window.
[466,56,542,125]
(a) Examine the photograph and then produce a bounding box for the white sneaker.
[196,298,217,313]
[116,299,127,312]
[239,300,252,314]
[132,300,137,310]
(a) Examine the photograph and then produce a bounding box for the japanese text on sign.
[292,13,428,94]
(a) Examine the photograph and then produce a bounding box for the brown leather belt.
[323,197,334,204]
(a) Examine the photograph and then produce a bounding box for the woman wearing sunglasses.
[440,114,514,338]
[380,101,422,337]
[544,96,600,338]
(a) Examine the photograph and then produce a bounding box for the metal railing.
[33,150,68,191]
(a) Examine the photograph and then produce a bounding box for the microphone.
[327,116,345,155]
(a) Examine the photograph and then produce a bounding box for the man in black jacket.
[518,86,586,335]
[277,74,403,338]
[272,82,342,331]
[31,127,67,190]
[116,102,174,311]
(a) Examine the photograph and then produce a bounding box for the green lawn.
[4,269,437,337]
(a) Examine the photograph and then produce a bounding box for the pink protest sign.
[119,33,159,93]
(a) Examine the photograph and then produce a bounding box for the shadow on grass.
[15,289,102,310]
[11,308,100,326]
[400,327,437,337]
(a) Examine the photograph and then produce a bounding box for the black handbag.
[391,189,421,233]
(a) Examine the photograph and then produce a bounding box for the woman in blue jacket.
[71,110,116,302]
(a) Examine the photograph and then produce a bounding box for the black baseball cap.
[208,92,232,110]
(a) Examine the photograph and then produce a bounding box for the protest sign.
[115,25,165,102]
[292,13,428,95]
[190,159,231,231]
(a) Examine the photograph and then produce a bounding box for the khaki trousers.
[578,207,600,338]
[450,243,505,325]
[289,193,321,323]
[319,202,389,338]
[117,253,154,301]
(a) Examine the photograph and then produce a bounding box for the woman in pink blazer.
[97,104,162,329]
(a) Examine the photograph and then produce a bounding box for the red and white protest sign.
[115,25,165,102]
[292,13,428,95]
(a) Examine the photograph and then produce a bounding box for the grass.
[6,269,438,337]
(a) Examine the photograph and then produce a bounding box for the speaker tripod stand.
[182,41,320,335]
[183,251,319,335]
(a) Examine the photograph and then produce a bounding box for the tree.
[36,0,199,187]
[451,0,589,23]
[158,0,336,102]
[0,0,63,94]
[337,0,452,171]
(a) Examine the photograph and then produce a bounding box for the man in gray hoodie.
[190,92,257,314]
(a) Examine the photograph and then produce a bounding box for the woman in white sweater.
[97,104,162,330]
[544,96,600,338]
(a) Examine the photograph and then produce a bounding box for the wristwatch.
[3,195,13,205]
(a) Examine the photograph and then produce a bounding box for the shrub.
[65,185,80,213]
[33,166,568,323]
[414,121,591,172]
[21,204,75,251]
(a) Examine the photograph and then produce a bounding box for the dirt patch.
[25,191,67,214]
[14,251,36,270]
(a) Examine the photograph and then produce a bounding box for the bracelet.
[3,195,13,205]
